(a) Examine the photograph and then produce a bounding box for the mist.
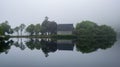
[0,0,120,31]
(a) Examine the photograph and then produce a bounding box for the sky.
[0,0,120,29]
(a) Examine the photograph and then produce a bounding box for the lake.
[0,36,120,67]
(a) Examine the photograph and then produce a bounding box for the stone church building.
[57,24,74,35]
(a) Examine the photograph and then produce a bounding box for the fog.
[0,0,120,31]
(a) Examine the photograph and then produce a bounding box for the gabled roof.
[57,24,73,31]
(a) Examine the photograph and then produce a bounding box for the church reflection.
[57,40,74,51]
[22,38,74,57]
[24,37,116,57]
[0,35,116,57]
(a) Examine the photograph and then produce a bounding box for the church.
[57,24,74,35]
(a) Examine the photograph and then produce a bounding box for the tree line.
[26,17,57,35]
[0,17,116,38]
[0,17,57,36]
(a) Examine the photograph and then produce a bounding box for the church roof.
[57,24,73,31]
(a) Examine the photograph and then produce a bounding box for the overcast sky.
[0,0,120,28]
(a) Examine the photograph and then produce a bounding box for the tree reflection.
[25,36,116,56]
[75,36,116,53]
[25,38,57,57]
[0,40,13,54]
[13,38,25,50]
[25,38,41,50]
[41,39,57,57]
[0,35,117,57]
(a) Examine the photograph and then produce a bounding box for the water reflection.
[26,38,57,57]
[25,39,74,57]
[0,40,13,54]
[0,36,116,57]
[57,40,74,51]
[76,37,116,53]
[26,38,41,50]
[13,38,25,50]
[41,39,57,57]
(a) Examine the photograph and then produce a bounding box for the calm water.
[0,37,120,67]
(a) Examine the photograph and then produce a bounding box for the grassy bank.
[10,35,77,39]
[10,35,51,38]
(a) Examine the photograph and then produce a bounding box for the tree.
[0,26,4,35]
[26,24,35,35]
[0,21,13,35]
[41,16,49,35]
[98,25,116,36]
[75,20,98,37]
[19,24,26,36]
[9,29,13,34]
[14,26,20,36]
[76,20,98,30]
[41,17,57,35]
[34,24,41,35]
[47,21,57,35]
[75,20,116,39]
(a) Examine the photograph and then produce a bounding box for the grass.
[10,35,77,39]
